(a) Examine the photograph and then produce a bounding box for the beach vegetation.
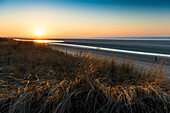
[0,38,169,113]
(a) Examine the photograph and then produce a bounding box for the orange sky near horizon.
[0,3,170,38]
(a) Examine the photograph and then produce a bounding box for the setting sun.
[34,28,44,36]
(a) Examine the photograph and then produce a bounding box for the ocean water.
[51,37,170,40]
[12,37,170,40]
[13,37,170,58]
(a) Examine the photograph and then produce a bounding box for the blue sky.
[0,0,170,37]
[1,0,170,9]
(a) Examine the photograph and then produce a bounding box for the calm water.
[54,37,170,40]
[13,37,170,40]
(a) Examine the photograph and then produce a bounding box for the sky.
[0,0,170,38]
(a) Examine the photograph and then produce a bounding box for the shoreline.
[50,44,170,79]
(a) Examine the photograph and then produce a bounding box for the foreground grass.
[0,38,169,113]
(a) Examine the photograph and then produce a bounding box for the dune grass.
[0,38,169,113]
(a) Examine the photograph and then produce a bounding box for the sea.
[13,37,170,58]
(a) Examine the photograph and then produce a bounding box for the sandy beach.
[50,39,170,78]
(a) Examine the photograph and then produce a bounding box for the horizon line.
[1,36,170,39]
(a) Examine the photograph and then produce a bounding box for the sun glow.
[34,28,44,36]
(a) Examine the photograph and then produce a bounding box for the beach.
[50,39,170,77]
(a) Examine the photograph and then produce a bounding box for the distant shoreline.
[12,38,170,76]
[13,38,170,64]
[6,36,170,41]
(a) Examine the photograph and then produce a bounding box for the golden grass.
[0,38,169,113]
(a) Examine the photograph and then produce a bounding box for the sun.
[34,28,44,36]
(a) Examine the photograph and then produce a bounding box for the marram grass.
[0,38,169,113]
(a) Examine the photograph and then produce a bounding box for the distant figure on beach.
[155,56,158,62]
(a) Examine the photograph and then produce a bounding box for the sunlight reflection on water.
[14,39,64,43]
[14,39,170,58]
